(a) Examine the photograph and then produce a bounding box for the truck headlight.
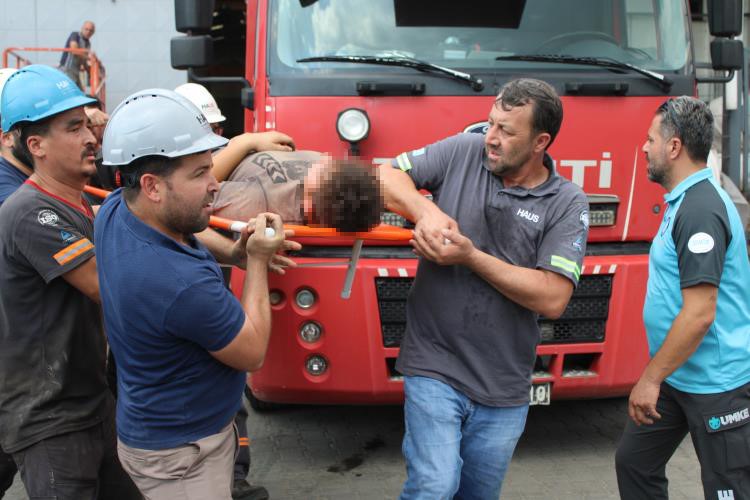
[336,108,370,143]
[589,204,618,226]
[269,290,283,306]
[587,195,619,227]
[305,355,328,376]
[299,321,322,343]
[295,289,316,309]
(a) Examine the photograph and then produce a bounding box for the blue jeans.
[400,376,529,500]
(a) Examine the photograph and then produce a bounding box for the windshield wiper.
[496,54,673,92]
[297,55,484,91]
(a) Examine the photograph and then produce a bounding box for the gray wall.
[0,0,187,110]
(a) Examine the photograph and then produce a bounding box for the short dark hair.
[496,78,563,149]
[656,96,713,163]
[311,159,383,233]
[13,119,52,168]
[122,155,183,203]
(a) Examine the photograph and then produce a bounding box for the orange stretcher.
[83,184,413,241]
[84,184,412,298]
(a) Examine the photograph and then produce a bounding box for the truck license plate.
[529,382,551,405]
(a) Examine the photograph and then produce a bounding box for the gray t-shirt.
[0,182,109,452]
[392,133,589,406]
[212,150,321,223]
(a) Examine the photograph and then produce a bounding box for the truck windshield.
[270,0,690,74]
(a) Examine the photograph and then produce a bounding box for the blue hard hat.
[0,64,96,131]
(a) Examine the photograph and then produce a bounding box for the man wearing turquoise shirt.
[616,96,750,500]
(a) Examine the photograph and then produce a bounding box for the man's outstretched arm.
[212,131,295,182]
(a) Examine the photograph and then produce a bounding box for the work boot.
[232,479,270,500]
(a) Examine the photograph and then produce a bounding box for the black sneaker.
[232,479,270,500]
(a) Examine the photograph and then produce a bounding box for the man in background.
[59,20,96,89]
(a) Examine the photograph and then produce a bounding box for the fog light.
[300,321,322,343]
[295,289,316,309]
[586,195,619,227]
[336,108,370,143]
[589,205,617,226]
[305,355,328,376]
[539,322,555,343]
[269,290,283,306]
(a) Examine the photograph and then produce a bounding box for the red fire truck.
[171,0,744,408]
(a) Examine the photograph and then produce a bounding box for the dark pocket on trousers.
[702,407,750,471]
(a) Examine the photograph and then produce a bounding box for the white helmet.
[102,88,228,166]
[174,82,226,124]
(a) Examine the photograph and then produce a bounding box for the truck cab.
[171,0,744,407]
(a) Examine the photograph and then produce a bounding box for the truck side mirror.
[170,35,214,69]
[175,0,215,33]
[710,39,744,71]
[707,0,742,38]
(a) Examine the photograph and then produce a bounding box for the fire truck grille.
[375,275,612,347]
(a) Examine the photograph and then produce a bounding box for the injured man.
[212,150,383,233]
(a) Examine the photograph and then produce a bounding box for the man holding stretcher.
[95,87,385,498]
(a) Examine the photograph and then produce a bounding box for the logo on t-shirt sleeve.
[687,232,715,254]
[579,210,589,228]
[37,209,59,226]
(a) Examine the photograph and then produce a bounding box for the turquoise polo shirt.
[644,168,750,394]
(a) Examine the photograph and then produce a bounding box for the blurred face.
[31,107,97,181]
[160,152,218,235]
[642,114,672,187]
[484,101,538,176]
[302,158,330,222]
[81,22,95,40]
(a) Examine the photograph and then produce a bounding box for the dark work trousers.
[11,402,141,500]
[616,380,750,500]
[0,447,16,498]
[234,397,251,483]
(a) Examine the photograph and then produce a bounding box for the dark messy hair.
[495,78,563,149]
[121,155,183,203]
[656,96,713,163]
[311,159,384,233]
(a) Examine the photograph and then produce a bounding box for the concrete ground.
[5,397,703,500]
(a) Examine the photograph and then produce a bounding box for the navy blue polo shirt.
[0,156,28,206]
[644,168,750,393]
[94,189,246,450]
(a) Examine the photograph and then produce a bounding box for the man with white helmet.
[96,88,291,499]
[0,65,140,499]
